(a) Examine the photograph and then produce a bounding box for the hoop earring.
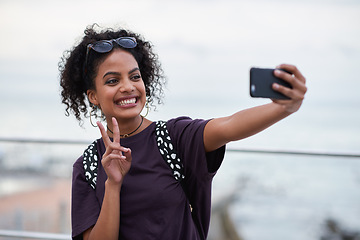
[89,104,98,127]
[141,101,150,118]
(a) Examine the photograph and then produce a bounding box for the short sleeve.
[71,157,101,239]
[166,116,225,239]
[167,116,225,178]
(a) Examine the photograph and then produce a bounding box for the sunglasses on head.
[84,37,137,75]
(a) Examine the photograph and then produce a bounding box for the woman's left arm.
[204,64,307,152]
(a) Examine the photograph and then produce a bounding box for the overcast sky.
[0,0,359,151]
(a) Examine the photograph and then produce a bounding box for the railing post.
[15,208,23,240]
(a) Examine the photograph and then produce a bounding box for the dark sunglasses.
[84,37,137,74]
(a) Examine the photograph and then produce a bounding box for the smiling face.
[87,49,146,124]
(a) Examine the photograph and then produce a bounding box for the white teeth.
[117,98,136,106]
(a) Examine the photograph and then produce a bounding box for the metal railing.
[226,148,360,158]
[0,229,70,240]
[1,137,359,158]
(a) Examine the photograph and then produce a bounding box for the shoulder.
[165,116,210,141]
[73,138,104,171]
[166,116,210,131]
[163,117,210,157]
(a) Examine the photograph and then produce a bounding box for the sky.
[0,0,359,153]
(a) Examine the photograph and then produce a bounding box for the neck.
[107,115,144,138]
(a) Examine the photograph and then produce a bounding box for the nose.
[120,78,135,93]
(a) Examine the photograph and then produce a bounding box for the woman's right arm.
[83,181,122,240]
[83,117,132,240]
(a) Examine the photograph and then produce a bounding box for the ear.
[87,89,99,106]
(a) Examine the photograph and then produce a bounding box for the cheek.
[139,81,147,97]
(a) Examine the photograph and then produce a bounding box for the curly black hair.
[58,24,166,125]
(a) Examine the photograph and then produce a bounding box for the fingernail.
[273,83,279,89]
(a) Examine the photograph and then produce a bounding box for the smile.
[116,97,137,106]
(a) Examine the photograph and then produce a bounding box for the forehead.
[97,49,139,73]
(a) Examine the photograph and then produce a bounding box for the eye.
[105,78,118,85]
[130,74,142,81]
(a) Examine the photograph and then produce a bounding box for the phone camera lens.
[251,84,256,93]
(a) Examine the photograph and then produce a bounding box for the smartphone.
[250,67,292,100]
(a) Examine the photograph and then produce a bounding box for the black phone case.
[250,67,291,100]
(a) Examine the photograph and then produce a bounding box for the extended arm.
[204,64,307,152]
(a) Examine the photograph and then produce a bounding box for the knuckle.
[294,91,305,101]
[304,86,308,94]
[297,93,305,101]
[288,77,295,85]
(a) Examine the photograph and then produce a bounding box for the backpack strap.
[82,121,185,190]
[156,121,199,231]
[83,140,98,190]
[155,121,185,181]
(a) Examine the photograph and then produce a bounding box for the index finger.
[111,117,121,144]
[97,121,112,148]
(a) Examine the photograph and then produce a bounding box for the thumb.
[122,147,132,162]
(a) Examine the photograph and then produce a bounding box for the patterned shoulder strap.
[83,140,98,190]
[155,121,185,181]
[83,122,185,190]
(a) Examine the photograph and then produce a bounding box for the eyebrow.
[103,68,140,79]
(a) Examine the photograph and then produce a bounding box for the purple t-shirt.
[71,117,225,240]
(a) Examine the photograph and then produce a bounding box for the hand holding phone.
[250,67,292,99]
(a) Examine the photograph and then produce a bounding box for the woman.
[59,24,307,240]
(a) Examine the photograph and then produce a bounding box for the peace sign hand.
[97,117,132,188]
